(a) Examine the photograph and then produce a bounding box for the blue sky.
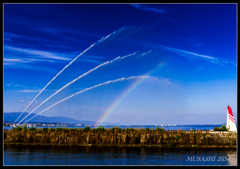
[3,3,237,125]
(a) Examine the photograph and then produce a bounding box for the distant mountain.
[3,112,98,124]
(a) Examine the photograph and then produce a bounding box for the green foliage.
[56,127,63,131]
[37,128,43,133]
[145,127,150,131]
[221,125,228,131]
[214,125,228,131]
[17,126,23,131]
[71,128,78,132]
[83,126,90,131]
[214,127,221,131]
[56,127,70,131]
[156,126,164,131]
[94,126,106,131]
[112,127,122,131]
[129,128,136,131]
[63,128,70,131]
[55,127,70,131]
[29,127,36,131]
[176,135,180,140]
[50,128,56,131]
[71,128,76,131]
[23,125,28,131]
[43,128,49,132]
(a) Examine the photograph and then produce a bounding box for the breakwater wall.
[4,129,237,148]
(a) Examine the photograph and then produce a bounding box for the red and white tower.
[227,105,237,131]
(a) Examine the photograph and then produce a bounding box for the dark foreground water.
[4,145,237,166]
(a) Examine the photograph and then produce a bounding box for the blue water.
[4,145,237,165]
[4,124,224,131]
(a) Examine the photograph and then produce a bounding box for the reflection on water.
[4,145,237,165]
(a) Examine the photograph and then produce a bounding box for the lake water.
[4,145,237,165]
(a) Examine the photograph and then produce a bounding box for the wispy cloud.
[160,45,217,60]
[136,42,235,66]
[4,61,59,73]
[23,101,42,109]
[4,46,72,61]
[147,76,172,86]
[4,57,104,67]
[4,46,106,70]
[161,45,236,66]
[6,88,57,93]
[178,35,205,48]
[76,54,105,64]
[4,32,82,47]
[14,84,25,87]
[13,89,42,93]
[131,4,168,14]
[18,99,26,102]
[4,57,57,64]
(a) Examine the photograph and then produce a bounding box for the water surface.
[4,145,237,166]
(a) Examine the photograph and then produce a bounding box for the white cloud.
[159,45,217,61]
[5,46,72,61]
[4,57,58,65]
[157,45,236,66]
[4,32,79,45]
[16,89,42,93]
[4,60,59,73]
[18,99,26,102]
[5,88,56,93]
[147,76,172,85]
[4,46,106,67]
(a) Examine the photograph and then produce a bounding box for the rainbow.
[96,62,165,126]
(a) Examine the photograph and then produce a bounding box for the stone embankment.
[4,129,237,148]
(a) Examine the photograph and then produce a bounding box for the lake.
[4,145,236,165]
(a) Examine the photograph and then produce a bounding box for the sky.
[3,3,237,125]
